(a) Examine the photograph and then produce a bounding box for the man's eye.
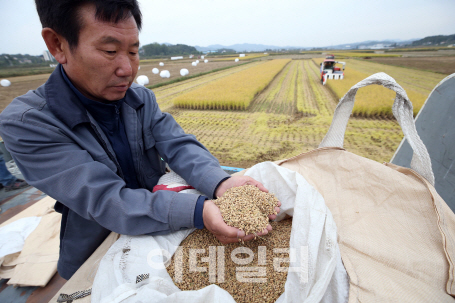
[130,52,137,55]
[105,51,116,54]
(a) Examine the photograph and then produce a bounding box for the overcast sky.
[1,0,454,55]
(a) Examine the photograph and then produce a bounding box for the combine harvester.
[320,55,346,85]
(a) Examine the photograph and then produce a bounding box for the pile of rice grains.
[166,185,293,303]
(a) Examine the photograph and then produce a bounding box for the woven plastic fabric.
[277,72,455,302]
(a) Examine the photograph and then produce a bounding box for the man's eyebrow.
[99,36,140,47]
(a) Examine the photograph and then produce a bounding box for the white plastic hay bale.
[204,59,208,63]
[138,66,141,70]
[196,60,199,64]
[201,55,205,59]
[171,56,183,60]
[180,69,189,76]
[136,75,149,86]
[160,70,170,78]
[0,79,11,87]
[192,62,197,66]
[239,54,245,57]
[159,62,164,66]
[235,58,239,62]
[152,68,159,74]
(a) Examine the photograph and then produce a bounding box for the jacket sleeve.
[143,89,231,198]
[0,114,200,236]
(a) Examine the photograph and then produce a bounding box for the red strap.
[152,184,195,193]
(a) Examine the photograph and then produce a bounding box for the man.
[0,0,279,280]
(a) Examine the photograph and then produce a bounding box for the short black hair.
[35,0,142,50]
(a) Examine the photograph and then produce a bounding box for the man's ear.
[41,28,68,64]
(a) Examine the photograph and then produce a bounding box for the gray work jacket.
[0,65,230,279]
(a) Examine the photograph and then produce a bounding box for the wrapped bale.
[136,75,149,86]
[160,70,170,78]
[1,79,11,87]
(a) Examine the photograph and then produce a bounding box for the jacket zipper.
[137,140,146,188]
[90,122,125,180]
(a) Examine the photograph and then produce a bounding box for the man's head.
[36,0,142,102]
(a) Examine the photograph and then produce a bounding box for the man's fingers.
[253,180,269,193]
[217,224,245,239]
[218,236,242,244]
[218,224,274,243]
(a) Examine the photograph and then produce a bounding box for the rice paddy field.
[173,59,290,109]
[153,56,449,168]
[313,57,446,117]
[1,53,452,169]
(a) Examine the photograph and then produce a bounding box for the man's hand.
[215,175,281,220]
[203,200,272,244]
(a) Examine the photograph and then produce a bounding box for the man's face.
[63,5,140,102]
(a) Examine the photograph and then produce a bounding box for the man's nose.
[115,55,133,78]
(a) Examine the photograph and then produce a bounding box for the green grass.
[0,65,55,78]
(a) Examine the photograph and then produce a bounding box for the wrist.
[193,196,207,229]
[214,176,230,198]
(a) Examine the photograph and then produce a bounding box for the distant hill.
[411,34,455,46]
[195,43,305,52]
[140,42,200,57]
[0,53,44,67]
[194,39,422,52]
[324,39,417,50]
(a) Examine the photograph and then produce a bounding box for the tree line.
[412,34,455,46]
[141,43,200,57]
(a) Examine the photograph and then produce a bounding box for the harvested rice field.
[369,56,455,75]
[1,55,451,169]
[156,58,417,167]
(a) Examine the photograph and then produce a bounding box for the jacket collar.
[45,64,144,129]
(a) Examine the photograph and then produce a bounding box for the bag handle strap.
[319,72,435,185]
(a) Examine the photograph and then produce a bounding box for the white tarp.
[0,216,41,259]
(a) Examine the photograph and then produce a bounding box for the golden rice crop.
[312,58,444,117]
[173,59,290,110]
